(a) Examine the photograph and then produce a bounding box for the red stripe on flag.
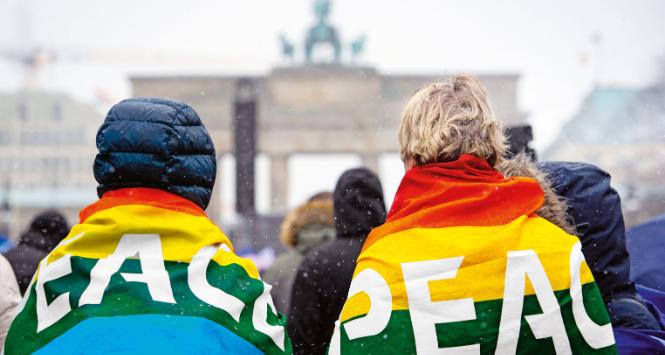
[363,155,544,251]
[79,187,207,223]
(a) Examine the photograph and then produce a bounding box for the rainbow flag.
[4,188,291,354]
[330,155,616,354]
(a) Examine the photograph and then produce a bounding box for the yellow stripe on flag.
[341,216,594,322]
[43,204,260,280]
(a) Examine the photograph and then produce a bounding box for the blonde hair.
[398,74,507,167]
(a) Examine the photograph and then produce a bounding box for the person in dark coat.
[3,210,69,294]
[537,162,661,330]
[501,155,660,330]
[287,167,386,355]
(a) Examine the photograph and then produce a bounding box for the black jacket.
[3,210,69,294]
[287,168,386,355]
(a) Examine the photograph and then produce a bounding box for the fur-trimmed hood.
[279,198,335,250]
[498,153,576,235]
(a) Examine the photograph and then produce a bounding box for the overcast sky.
[2,0,664,147]
[1,0,664,208]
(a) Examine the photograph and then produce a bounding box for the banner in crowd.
[330,157,617,354]
[4,188,291,355]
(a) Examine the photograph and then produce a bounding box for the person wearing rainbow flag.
[330,75,617,354]
[3,98,291,354]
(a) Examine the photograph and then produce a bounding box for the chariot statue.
[304,0,341,64]
[279,0,367,66]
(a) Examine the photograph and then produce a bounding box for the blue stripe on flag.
[35,314,263,354]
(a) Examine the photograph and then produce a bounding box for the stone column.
[361,153,380,175]
[270,155,289,213]
[204,154,224,224]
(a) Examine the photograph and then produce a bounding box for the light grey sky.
[1,0,664,148]
[1,0,664,208]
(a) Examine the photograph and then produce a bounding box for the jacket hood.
[94,97,216,209]
[279,198,335,251]
[333,168,386,239]
[19,210,70,252]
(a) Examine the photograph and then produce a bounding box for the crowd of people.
[0,74,664,354]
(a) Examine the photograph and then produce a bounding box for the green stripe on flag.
[338,283,615,354]
[6,256,290,355]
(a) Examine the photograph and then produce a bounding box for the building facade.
[544,85,665,226]
[0,91,103,240]
[132,65,525,220]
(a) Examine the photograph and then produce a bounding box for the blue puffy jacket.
[94,97,216,209]
[539,162,661,330]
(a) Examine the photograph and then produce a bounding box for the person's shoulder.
[296,239,338,276]
[538,161,611,188]
[300,238,364,277]
[264,251,302,278]
[302,238,338,261]
[3,244,45,265]
[0,254,20,299]
[0,253,13,272]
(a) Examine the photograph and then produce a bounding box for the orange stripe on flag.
[79,187,206,223]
